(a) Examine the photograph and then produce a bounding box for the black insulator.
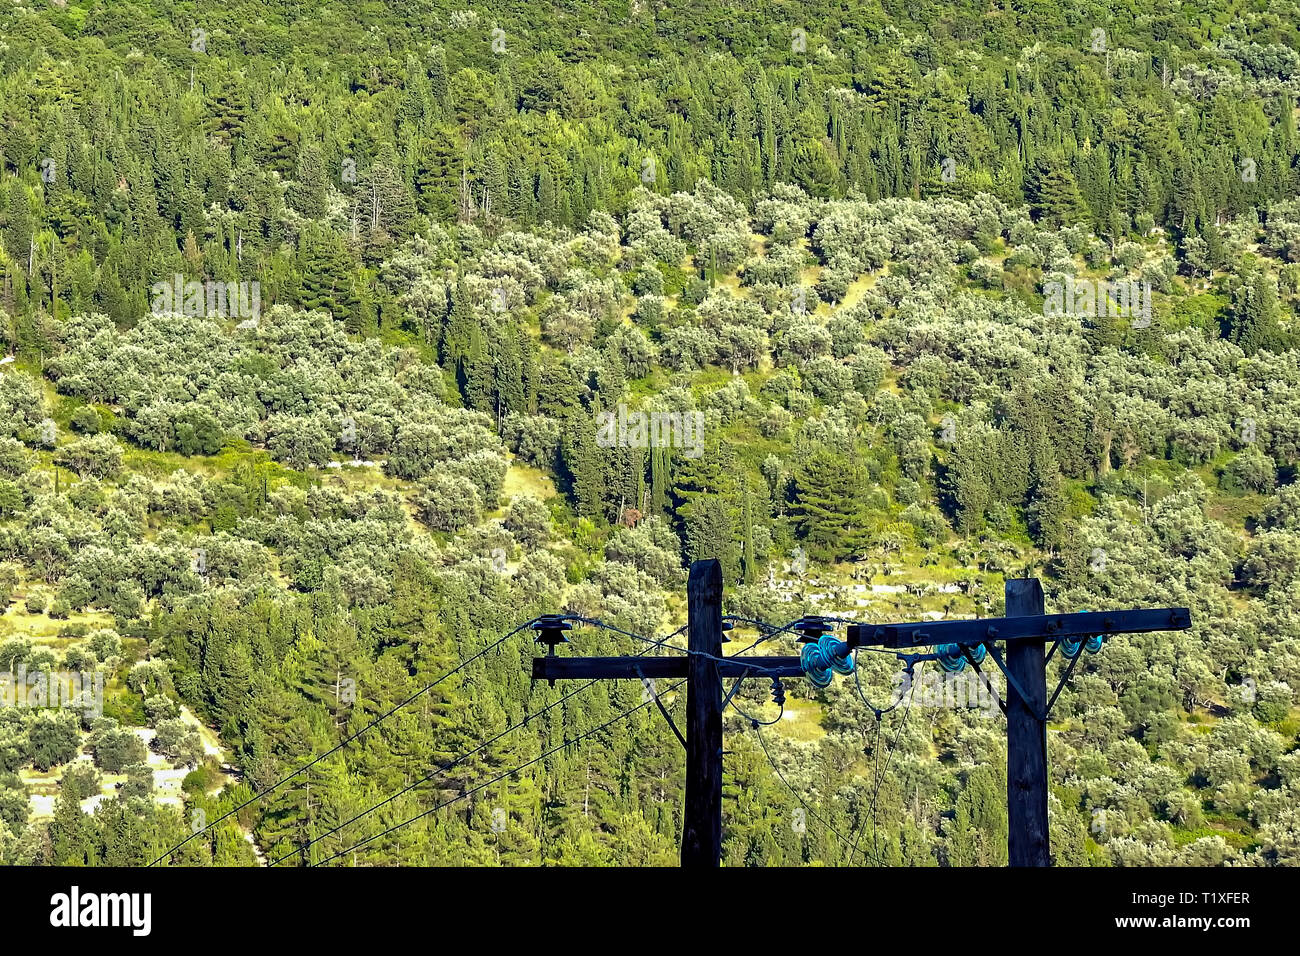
[531,615,573,655]
[793,615,835,644]
[771,678,786,707]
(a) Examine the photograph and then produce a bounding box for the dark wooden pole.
[1005,578,1050,866]
[682,558,723,867]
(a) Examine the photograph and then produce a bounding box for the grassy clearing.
[837,270,881,310]
[502,459,557,502]
[770,697,825,742]
[0,603,115,649]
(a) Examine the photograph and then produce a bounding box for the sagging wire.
[566,615,793,676]
[753,722,855,853]
[563,615,691,655]
[725,676,786,728]
[849,659,923,867]
[149,616,538,866]
[310,679,686,867]
[851,648,919,718]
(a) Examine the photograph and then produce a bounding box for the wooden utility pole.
[1005,578,1049,866]
[682,559,723,867]
[532,559,804,867]
[848,583,1190,867]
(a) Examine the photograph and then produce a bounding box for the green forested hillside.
[1,0,1299,867]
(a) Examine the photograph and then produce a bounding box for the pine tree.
[740,485,757,585]
[289,143,329,219]
[790,451,868,561]
[1028,155,1088,226]
[1027,466,1067,552]
[1226,269,1285,355]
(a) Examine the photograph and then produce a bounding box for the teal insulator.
[1061,634,1103,658]
[800,642,833,688]
[1067,609,1105,657]
[935,643,968,672]
[819,635,855,676]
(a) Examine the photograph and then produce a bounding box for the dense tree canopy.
[0,0,1298,869]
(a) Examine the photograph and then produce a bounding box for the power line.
[725,677,785,727]
[851,661,922,867]
[271,626,681,866]
[576,615,795,673]
[852,648,910,716]
[753,725,854,855]
[148,618,537,866]
[565,616,689,654]
[720,614,781,633]
[535,610,924,867]
[311,679,686,867]
[847,716,884,867]
[724,613,908,862]
[732,617,809,652]
[531,570,1189,868]
[268,676,598,865]
[561,614,805,665]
